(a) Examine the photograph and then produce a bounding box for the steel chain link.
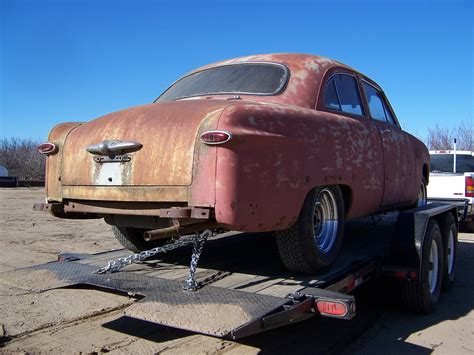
[95,230,212,276]
[182,231,209,291]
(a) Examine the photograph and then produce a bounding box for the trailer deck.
[0,215,396,338]
[0,201,464,339]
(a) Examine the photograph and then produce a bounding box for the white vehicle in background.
[427,149,474,232]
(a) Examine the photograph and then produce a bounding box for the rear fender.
[214,105,360,231]
[46,122,83,201]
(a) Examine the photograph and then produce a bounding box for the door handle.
[379,129,391,134]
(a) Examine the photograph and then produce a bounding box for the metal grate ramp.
[0,260,288,338]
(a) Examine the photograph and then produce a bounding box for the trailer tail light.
[315,300,349,318]
[37,142,58,155]
[466,176,474,197]
[200,131,232,145]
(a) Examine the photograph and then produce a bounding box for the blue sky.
[1,0,472,142]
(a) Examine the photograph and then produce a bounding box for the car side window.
[323,74,364,116]
[334,75,364,115]
[323,78,340,111]
[362,82,396,125]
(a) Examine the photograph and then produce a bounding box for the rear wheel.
[112,226,167,252]
[275,186,345,273]
[416,177,428,207]
[401,219,443,313]
[442,213,458,291]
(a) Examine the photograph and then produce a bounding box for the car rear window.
[430,154,474,173]
[157,63,289,102]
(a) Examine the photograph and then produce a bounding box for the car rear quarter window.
[363,82,396,125]
[323,74,364,116]
[323,78,340,111]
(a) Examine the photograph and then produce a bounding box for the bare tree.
[426,121,473,151]
[0,138,45,179]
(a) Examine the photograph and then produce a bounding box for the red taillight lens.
[37,142,58,155]
[466,176,474,197]
[200,131,232,145]
[315,300,348,317]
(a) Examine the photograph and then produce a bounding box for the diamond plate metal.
[0,261,288,337]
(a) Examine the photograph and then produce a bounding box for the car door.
[317,71,385,217]
[361,80,416,206]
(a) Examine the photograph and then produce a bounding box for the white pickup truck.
[427,150,474,232]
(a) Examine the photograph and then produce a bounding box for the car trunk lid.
[61,100,229,190]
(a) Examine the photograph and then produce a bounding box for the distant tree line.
[0,138,45,179]
[426,121,473,151]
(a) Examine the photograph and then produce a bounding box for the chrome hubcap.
[313,188,338,253]
[447,230,455,274]
[428,239,439,294]
[418,181,427,207]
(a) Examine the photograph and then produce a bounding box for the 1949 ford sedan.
[37,53,429,273]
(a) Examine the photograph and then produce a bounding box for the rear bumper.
[33,201,212,220]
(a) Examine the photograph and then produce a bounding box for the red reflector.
[394,271,407,278]
[200,131,232,145]
[315,300,348,317]
[466,176,474,197]
[37,142,58,155]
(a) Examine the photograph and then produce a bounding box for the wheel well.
[423,164,429,184]
[339,185,352,217]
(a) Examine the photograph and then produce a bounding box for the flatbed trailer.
[0,201,466,339]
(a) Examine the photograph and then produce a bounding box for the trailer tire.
[401,219,444,314]
[442,213,458,291]
[112,226,166,252]
[275,186,345,273]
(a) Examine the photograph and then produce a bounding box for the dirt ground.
[0,188,473,354]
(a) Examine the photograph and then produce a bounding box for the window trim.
[317,70,367,119]
[361,78,400,127]
[154,62,291,103]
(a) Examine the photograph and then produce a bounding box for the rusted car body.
[37,54,429,272]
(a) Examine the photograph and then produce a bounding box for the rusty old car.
[36,53,429,273]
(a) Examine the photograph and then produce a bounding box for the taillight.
[200,130,232,145]
[315,300,349,317]
[466,176,474,197]
[37,142,58,155]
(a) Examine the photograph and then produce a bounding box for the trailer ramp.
[1,259,289,338]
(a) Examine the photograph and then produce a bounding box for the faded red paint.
[42,53,429,233]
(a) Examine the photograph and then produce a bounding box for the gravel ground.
[0,188,473,353]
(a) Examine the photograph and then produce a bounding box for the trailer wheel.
[401,219,444,313]
[442,213,458,291]
[416,177,427,207]
[275,186,344,273]
[112,226,166,252]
